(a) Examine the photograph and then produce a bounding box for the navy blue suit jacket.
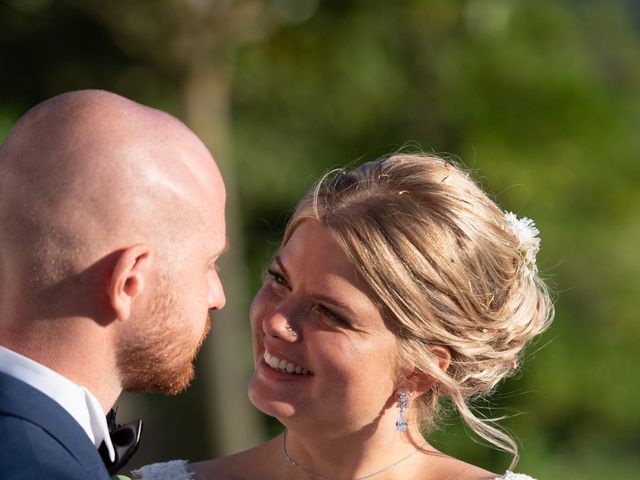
[0,371,111,479]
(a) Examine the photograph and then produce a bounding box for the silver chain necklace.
[282,429,427,480]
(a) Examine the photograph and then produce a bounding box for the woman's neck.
[279,420,429,480]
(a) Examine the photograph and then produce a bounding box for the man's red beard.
[116,283,212,395]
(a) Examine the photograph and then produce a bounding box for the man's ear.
[108,244,150,322]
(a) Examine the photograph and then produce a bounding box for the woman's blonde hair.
[283,154,553,468]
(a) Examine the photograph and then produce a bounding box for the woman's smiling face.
[247,220,401,434]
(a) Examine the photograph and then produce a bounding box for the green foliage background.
[2,0,639,478]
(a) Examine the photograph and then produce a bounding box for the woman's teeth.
[264,351,312,375]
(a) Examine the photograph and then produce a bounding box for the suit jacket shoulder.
[0,371,111,480]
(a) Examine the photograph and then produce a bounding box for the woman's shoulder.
[493,472,537,480]
[128,452,266,480]
[129,459,537,480]
[190,436,282,479]
[130,459,193,480]
[403,447,535,480]
[130,437,282,480]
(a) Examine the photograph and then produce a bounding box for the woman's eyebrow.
[312,293,356,317]
[274,255,288,275]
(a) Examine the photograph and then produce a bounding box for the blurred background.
[1,0,639,478]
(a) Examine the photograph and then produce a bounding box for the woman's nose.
[262,304,300,342]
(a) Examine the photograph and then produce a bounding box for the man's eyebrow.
[209,240,229,265]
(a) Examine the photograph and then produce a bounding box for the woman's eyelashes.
[264,266,350,327]
[265,267,288,287]
[314,304,350,327]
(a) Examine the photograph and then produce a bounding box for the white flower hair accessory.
[504,212,541,278]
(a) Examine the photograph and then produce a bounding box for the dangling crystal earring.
[395,392,409,432]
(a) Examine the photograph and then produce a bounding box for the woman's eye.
[315,305,349,326]
[265,268,287,287]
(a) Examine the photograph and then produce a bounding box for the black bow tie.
[98,408,143,475]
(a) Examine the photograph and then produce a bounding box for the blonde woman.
[134,154,553,480]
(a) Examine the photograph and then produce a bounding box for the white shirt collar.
[0,346,115,462]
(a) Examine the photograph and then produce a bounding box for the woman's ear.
[108,244,150,321]
[430,345,451,373]
[400,345,452,396]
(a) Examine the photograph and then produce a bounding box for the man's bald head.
[0,90,227,401]
[0,90,224,301]
[0,89,226,344]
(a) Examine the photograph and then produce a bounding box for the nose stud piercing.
[285,324,297,336]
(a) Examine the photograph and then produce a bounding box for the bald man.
[0,90,226,479]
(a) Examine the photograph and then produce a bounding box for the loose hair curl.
[283,154,553,468]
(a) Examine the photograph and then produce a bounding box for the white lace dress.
[132,460,537,479]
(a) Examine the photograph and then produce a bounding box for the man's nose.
[208,273,226,311]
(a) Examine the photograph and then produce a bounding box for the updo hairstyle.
[283,154,553,468]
